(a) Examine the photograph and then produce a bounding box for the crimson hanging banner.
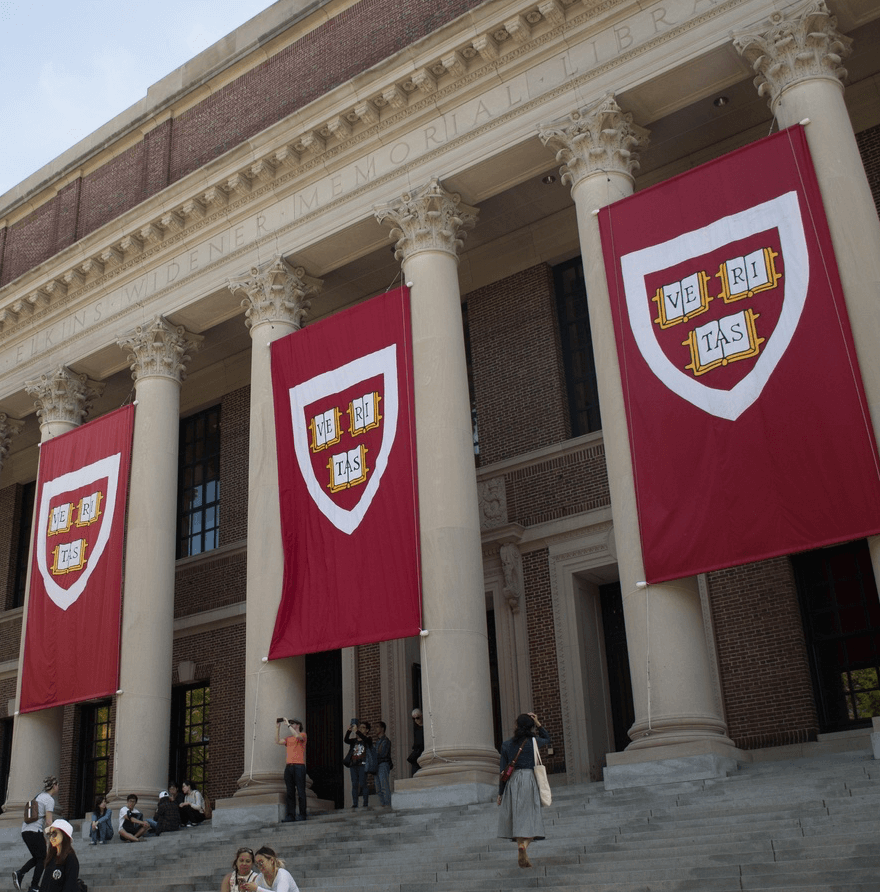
[599,126,880,582]
[20,404,134,712]
[270,286,421,656]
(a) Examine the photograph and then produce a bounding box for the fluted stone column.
[111,317,201,806]
[539,98,736,786]
[375,178,499,805]
[223,257,320,818]
[1,368,101,823]
[734,0,880,587]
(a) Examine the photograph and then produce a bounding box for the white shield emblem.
[36,453,121,611]
[288,345,398,535]
[620,191,809,421]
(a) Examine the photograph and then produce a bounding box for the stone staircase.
[3,752,879,892]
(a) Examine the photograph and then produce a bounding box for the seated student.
[178,779,206,826]
[89,796,113,845]
[119,794,150,842]
[152,790,181,836]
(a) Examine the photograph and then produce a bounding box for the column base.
[871,717,880,760]
[212,792,335,828]
[604,738,745,789]
[393,770,497,808]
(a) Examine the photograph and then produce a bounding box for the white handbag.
[533,738,552,807]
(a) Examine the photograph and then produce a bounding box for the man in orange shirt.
[276,717,307,822]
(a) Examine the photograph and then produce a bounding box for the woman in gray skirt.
[496,712,551,868]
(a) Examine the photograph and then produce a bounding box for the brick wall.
[856,121,880,219]
[0,483,18,614]
[522,548,565,775]
[219,386,250,547]
[355,644,381,728]
[708,557,818,748]
[466,263,570,465]
[0,0,484,288]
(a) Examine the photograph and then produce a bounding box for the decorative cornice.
[24,366,103,427]
[117,315,203,385]
[226,255,321,332]
[538,93,649,191]
[374,177,477,263]
[732,0,851,108]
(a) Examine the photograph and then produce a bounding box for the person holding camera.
[275,717,307,822]
[343,720,372,809]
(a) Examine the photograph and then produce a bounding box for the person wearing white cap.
[152,790,181,835]
[39,820,79,892]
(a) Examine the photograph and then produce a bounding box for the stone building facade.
[1,0,880,824]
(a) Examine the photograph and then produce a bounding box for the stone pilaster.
[539,96,736,786]
[222,257,321,819]
[110,316,201,807]
[375,178,499,806]
[2,368,102,824]
[734,1,880,597]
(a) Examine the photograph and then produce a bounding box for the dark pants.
[20,830,46,890]
[178,804,205,825]
[349,763,368,806]
[284,762,307,818]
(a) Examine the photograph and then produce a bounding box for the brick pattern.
[356,644,381,728]
[0,483,19,614]
[708,557,818,749]
[466,264,570,465]
[219,385,250,547]
[0,0,484,288]
[504,442,610,528]
[856,122,880,219]
[522,548,565,775]
[171,623,247,804]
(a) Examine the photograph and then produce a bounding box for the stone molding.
[732,0,852,108]
[0,413,24,467]
[374,177,478,263]
[117,315,203,385]
[478,476,508,530]
[24,365,103,427]
[226,255,321,332]
[500,542,524,614]
[538,94,649,190]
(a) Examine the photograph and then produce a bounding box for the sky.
[0,0,275,199]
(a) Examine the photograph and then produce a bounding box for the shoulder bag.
[533,738,552,807]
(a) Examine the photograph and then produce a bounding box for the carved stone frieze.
[226,255,321,332]
[374,177,477,263]
[500,542,524,614]
[732,0,851,107]
[117,316,203,384]
[24,366,103,427]
[479,476,508,529]
[538,93,649,191]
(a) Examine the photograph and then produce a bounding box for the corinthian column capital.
[117,316,203,385]
[227,255,321,333]
[538,94,649,192]
[0,413,24,470]
[25,366,103,428]
[374,177,477,263]
[733,0,852,108]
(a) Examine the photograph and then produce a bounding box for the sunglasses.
[48,830,63,839]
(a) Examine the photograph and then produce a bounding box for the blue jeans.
[376,762,392,807]
[349,764,368,806]
[284,763,307,819]
[90,818,113,844]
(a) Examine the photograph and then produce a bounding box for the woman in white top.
[178,779,206,826]
[220,847,260,892]
[240,846,299,892]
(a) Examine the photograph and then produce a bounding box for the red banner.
[20,404,134,712]
[599,126,880,582]
[270,286,421,656]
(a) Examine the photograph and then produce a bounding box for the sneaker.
[12,870,21,891]
[89,840,97,846]
[99,840,106,845]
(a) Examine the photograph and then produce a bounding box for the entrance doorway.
[599,581,635,752]
[793,539,880,732]
[305,650,343,807]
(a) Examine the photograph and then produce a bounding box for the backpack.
[78,879,88,892]
[23,798,40,824]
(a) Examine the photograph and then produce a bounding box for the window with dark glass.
[177,406,221,558]
[11,480,36,609]
[170,683,210,791]
[77,701,112,817]
[554,257,601,435]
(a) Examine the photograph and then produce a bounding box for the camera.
[276,717,287,724]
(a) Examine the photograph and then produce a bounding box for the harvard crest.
[620,192,809,420]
